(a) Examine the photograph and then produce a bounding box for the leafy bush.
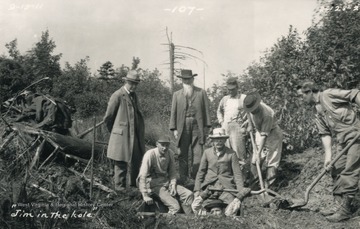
[74,92,104,118]
[137,69,173,120]
[206,0,360,153]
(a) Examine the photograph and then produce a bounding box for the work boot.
[320,195,341,216]
[326,195,353,222]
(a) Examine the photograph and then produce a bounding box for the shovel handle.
[208,187,263,194]
[303,132,360,204]
[246,113,265,191]
[208,187,286,199]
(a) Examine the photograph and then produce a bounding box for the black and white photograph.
[1,0,360,228]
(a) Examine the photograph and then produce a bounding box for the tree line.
[1,0,359,152]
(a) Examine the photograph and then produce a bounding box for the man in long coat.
[103,70,145,191]
[170,69,211,183]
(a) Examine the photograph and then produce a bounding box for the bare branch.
[175,45,203,55]
[166,27,171,43]
[174,51,208,66]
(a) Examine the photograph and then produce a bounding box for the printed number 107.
[170,6,203,15]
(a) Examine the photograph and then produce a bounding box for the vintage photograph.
[1,0,360,228]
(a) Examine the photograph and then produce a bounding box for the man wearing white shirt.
[217,77,247,162]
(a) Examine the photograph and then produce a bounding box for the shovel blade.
[288,199,307,209]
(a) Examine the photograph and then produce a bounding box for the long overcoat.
[103,86,145,162]
[169,86,211,146]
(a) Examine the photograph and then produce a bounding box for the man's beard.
[183,83,194,97]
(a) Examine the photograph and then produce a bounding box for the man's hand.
[240,120,252,132]
[225,197,241,217]
[251,153,260,165]
[169,184,177,197]
[173,130,178,139]
[143,195,153,205]
[194,191,200,197]
[324,158,332,172]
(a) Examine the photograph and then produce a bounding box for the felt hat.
[209,128,229,139]
[226,77,238,89]
[157,135,171,143]
[244,91,261,112]
[124,70,141,83]
[203,199,227,211]
[177,69,198,79]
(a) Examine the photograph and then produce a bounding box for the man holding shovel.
[298,81,360,222]
[243,91,283,195]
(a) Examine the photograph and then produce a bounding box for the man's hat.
[226,77,238,89]
[203,199,227,211]
[177,69,198,79]
[209,128,229,139]
[157,135,171,143]
[244,91,261,112]
[124,70,141,83]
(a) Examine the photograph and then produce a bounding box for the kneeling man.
[137,135,194,215]
[192,128,250,216]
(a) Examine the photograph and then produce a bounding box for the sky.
[0,0,318,89]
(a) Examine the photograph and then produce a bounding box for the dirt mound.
[278,147,334,212]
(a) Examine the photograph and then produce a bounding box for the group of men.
[103,69,360,222]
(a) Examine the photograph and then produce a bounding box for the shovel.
[246,113,266,200]
[246,113,290,205]
[288,132,360,209]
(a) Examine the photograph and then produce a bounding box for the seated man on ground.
[192,128,251,216]
[137,135,194,215]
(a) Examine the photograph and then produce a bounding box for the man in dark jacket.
[192,128,250,216]
[103,70,145,192]
[169,69,211,183]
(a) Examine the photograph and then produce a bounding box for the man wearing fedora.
[137,135,194,215]
[192,128,251,217]
[170,69,211,183]
[103,70,145,192]
[243,91,283,191]
[217,77,247,162]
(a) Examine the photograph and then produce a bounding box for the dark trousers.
[178,117,203,182]
[114,132,143,190]
[332,140,360,196]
